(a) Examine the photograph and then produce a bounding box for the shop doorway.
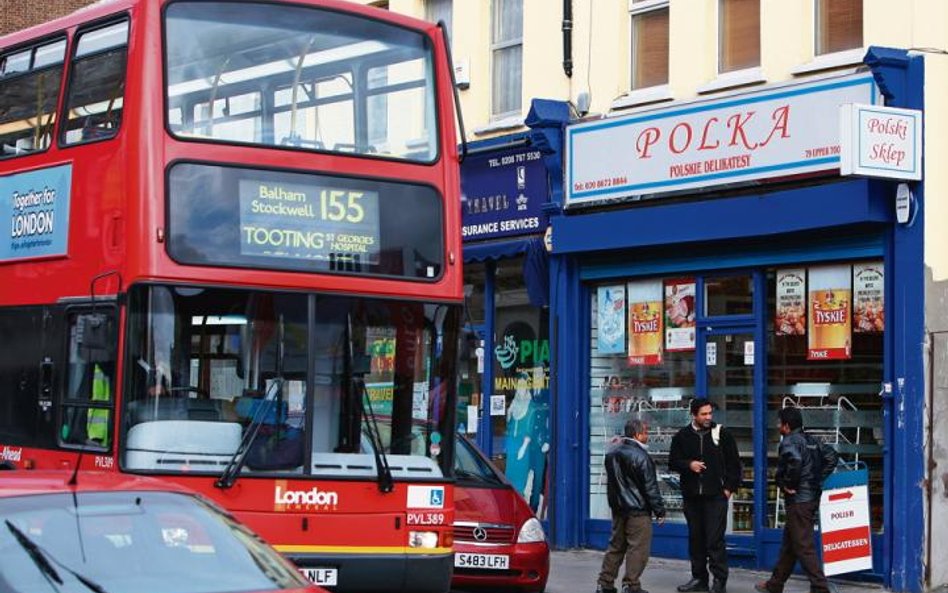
[700,327,758,553]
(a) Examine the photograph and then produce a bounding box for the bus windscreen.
[121,284,460,480]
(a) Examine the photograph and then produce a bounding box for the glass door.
[704,328,757,536]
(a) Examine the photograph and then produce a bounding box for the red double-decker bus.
[0,1,463,591]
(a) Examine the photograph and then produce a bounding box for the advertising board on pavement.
[819,467,873,576]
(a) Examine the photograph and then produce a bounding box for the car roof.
[0,470,195,499]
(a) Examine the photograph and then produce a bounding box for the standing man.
[669,398,742,593]
[596,418,666,593]
[756,406,838,593]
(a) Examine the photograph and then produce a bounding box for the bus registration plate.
[301,567,338,586]
[454,553,510,570]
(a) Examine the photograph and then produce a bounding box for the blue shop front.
[457,100,569,519]
[546,50,926,592]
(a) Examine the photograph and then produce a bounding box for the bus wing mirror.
[77,313,113,361]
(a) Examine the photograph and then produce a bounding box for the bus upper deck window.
[62,20,129,146]
[0,39,66,158]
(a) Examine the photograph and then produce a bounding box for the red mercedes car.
[0,470,326,593]
[452,435,550,593]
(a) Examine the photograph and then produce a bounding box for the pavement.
[542,549,879,593]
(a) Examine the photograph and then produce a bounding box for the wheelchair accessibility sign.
[407,485,445,509]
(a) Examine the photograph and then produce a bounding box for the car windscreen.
[0,490,308,593]
[454,436,504,485]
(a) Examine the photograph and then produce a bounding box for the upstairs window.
[0,37,66,158]
[62,19,129,145]
[630,0,669,90]
[816,0,863,55]
[491,0,522,118]
[718,0,759,73]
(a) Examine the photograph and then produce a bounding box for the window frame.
[57,305,119,452]
[814,0,863,57]
[58,16,131,148]
[490,0,523,119]
[0,34,68,160]
[628,0,670,92]
[717,0,760,75]
[161,0,441,165]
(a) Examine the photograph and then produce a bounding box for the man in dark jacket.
[596,417,666,593]
[756,406,839,593]
[669,398,742,593]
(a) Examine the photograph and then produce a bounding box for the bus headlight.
[408,531,439,548]
[516,518,545,543]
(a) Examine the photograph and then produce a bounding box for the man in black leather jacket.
[596,418,666,593]
[756,406,839,593]
[669,398,742,593]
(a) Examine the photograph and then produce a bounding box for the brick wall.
[1,0,98,38]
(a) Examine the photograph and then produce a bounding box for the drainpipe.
[562,0,573,78]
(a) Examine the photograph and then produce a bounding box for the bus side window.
[61,19,129,146]
[60,311,117,449]
[0,38,66,157]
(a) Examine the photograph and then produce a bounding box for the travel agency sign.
[565,73,880,206]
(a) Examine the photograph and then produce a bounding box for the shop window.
[491,257,550,516]
[491,0,523,118]
[766,264,884,532]
[718,0,759,73]
[816,0,863,55]
[459,262,487,435]
[704,274,753,317]
[630,0,669,90]
[588,280,697,525]
[589,264,884,537]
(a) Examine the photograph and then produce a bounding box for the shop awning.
[463,236,549,308]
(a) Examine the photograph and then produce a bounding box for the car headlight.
[516,517,545,543]
[408,531,439,548]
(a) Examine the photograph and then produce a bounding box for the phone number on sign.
[573,176,629,192]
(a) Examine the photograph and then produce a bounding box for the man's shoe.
[677,579,710,592]
[621,586,648,593]
[710,581,726,593]
[595,585,618,593]
[755,580,781,593]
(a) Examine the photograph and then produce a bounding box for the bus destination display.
[239,179,380,265]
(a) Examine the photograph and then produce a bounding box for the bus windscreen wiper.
[218,310,287,489]
[215,378,282,489]
[354,377,394,494]
[346,312,393,494]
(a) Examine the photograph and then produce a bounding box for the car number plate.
[454,552,510,570]
[300,567,338,586]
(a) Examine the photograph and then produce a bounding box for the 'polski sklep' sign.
[840,103,922,180]
[2,164,72,262]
